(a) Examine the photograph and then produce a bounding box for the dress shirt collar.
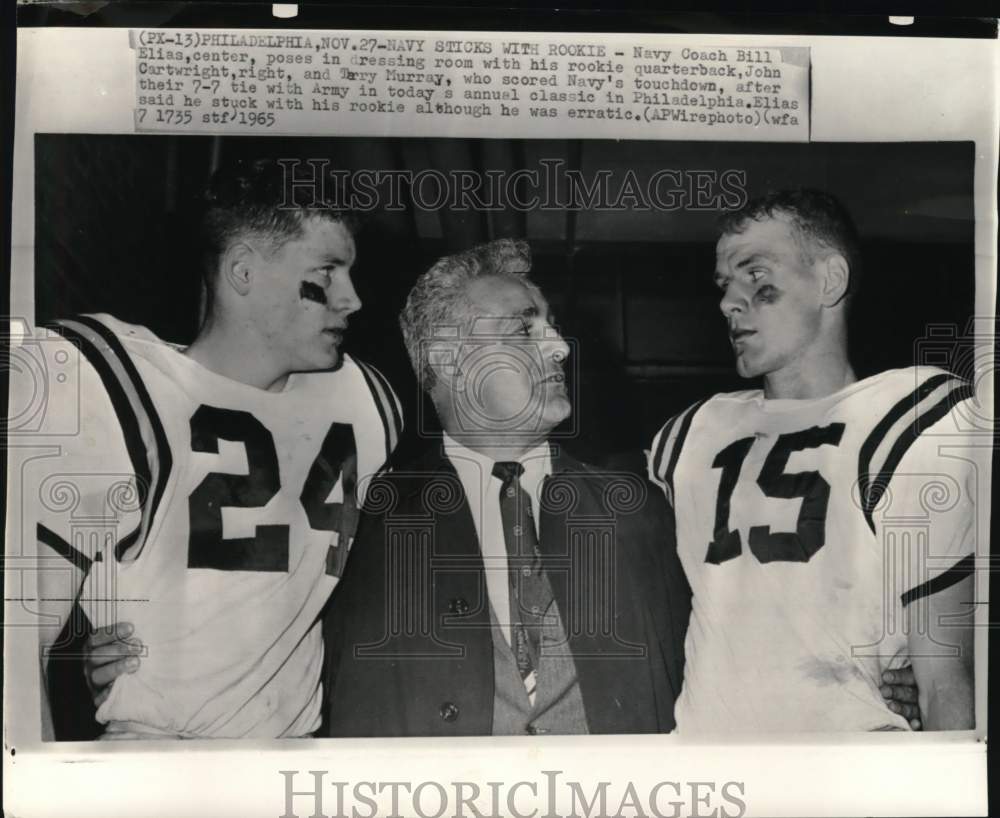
[441,433,552,503]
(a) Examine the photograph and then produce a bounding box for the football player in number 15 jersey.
[649,190,982,732]
[28,160,401,739]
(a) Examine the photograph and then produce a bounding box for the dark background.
[35,135,976,738]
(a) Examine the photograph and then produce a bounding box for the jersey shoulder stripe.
[38,522,95,572]
[900,553,974,608]
[45,315,173,561]
[352,358,403,463]
[650,398,708,505]
[363,360,404,446]
[858,369,973,534]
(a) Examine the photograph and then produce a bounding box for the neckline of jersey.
[168,343,311,397]
[751,367,907,412]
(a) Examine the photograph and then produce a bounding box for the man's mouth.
[729,327,756,344]
[322,326,347,342]
[541,372,565,386]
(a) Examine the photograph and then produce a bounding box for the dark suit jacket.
[323,445,691,736]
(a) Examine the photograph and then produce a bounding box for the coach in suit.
[324,239,691,736]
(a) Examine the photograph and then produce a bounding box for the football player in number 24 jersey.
[650,190,980,732]
[30,160,401,739]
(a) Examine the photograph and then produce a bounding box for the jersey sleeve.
[647,399,707,508]
[871,397,983,608]
[353,359,404,467]
[11,329,142,570]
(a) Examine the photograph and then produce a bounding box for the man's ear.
[820,252,850,308]
[220,242,255,296]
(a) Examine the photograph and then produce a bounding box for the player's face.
[714,214,825,380]
[250,216,360,373]
[448,275,571,439]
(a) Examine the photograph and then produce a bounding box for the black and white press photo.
[3,18,996,818]
[9,133,987,741]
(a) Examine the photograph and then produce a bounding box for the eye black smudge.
[299,281,327,306]
[755,285,781,304]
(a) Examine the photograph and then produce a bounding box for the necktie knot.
[492,460,524,485]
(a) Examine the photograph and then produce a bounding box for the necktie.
[492,460,554,707]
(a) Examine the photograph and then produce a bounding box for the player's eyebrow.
[734,252,777,269]
[307,246,353,268]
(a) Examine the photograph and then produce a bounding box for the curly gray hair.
[400,238,535,392]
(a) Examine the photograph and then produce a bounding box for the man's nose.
[543,325,570,364]
[331,273,362,315]
[719,286,746,319]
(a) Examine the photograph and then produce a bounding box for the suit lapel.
[537,447,590,552]
[390,444,497,734]
[537,449,590,634]
[400,444,482,559]
[538,449,665,733]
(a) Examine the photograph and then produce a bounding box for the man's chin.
[326,350,345,371]
[302,349,343,373]
[734,354,761,380]
[542,396,573,429]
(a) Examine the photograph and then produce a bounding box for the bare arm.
[905,573,974,730]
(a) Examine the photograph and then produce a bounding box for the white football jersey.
[25,314,401,738]
[649,367,978,732]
